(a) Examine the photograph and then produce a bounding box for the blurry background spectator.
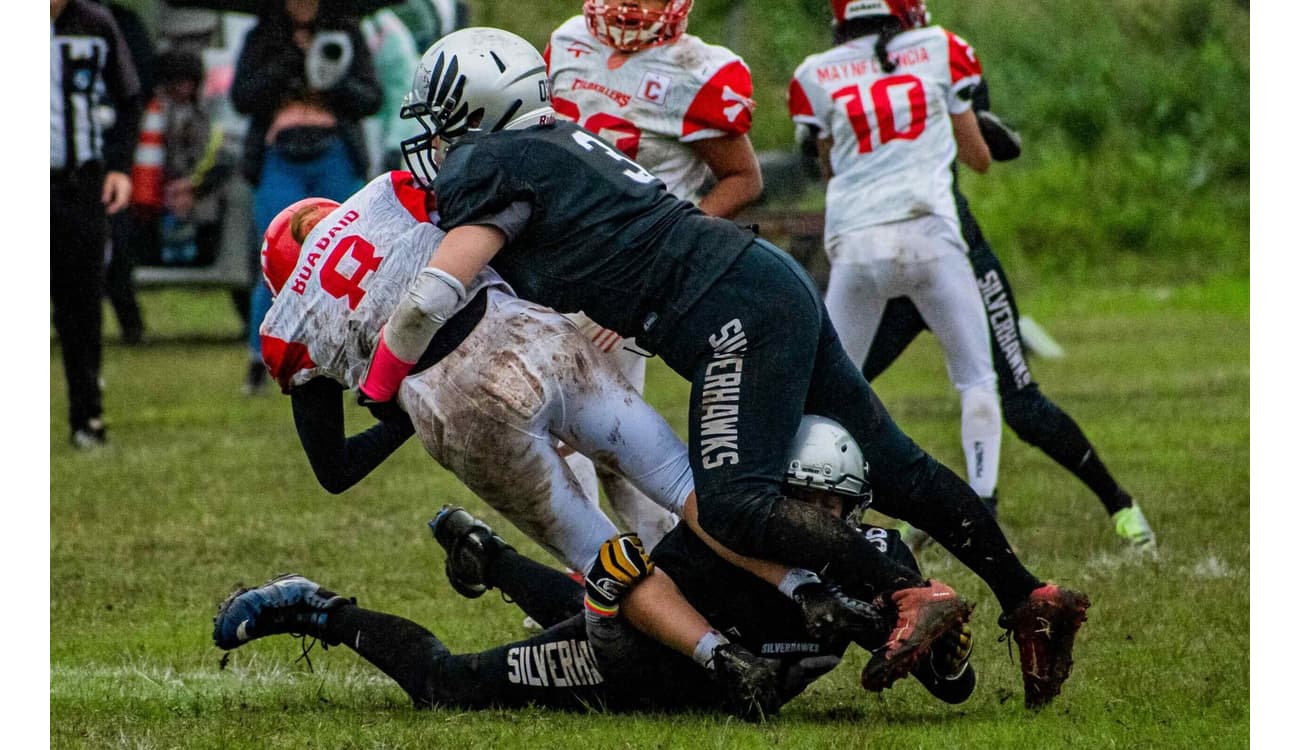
[229,0,382,394]
[128,49,232,271]
[361,8,418,173]
[51,0,142,448]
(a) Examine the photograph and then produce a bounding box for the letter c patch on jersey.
[637,71,672,106]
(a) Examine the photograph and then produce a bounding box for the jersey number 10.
[832,73,927,154]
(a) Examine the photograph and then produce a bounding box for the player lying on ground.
[359,27,1089,707]
[257,176,881,706]
[214,416,976,719]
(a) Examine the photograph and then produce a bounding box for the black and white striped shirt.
[50,0,140,173]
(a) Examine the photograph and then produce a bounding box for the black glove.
[977,110,1022,162]
[357,391,407,424]
[708,642,783,721]
[792,579,889,645]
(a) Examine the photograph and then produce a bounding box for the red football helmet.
[832,0,930,29]
[261,197,340,294]
[584,0,693,53]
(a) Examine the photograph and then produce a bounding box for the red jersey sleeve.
[543,40,552,72]
[682,59,755,139]
[261,335,319,394]
[946,30,982,86]
[787,77,814,121]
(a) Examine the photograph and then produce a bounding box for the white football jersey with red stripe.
[259,171,507,392]
[788,26,982,236]
[546,15,755,203]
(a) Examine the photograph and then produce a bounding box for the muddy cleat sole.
[862,581,973,692]
[213,574,350,650]
[1003,583,1091,709]
[1112,504,1157,555]
[428,505,512,599]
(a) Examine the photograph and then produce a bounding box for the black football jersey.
[433,120,753,344]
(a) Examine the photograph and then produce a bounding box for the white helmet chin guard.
[784,415,871,510]
[400,27,556,186]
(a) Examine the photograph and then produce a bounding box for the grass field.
[49,274,1249,748]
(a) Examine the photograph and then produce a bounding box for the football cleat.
[1112,504,1157,554]
[910,620,976,704]
[1002,583,1091,709]
[862,580,973,692]
[428,505,512,599]
[213,574,351,650]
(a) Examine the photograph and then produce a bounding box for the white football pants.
[824,215,1002,499]
[562,311,680,550]
[401,293,692,574]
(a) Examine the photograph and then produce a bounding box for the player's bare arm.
[951,109,991,173]
[690,133,763,219]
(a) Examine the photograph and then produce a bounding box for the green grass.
[51,277,1248,748]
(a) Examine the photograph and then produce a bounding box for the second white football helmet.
[784,415,871,500]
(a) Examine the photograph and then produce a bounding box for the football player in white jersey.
[256,173,701,579]
[257,174,882,711]
[788,0,1003,508]
[545,0,764,548]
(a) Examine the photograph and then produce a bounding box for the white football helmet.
[400,27,555,186]
[784,415,871,510]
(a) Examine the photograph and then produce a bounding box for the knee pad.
[960,385,1001,436]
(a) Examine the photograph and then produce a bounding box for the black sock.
[760,498,924,601]
[1005,389,1130,515]
[321,604,449,707]
[486,548,585,629]
[879,461,1042,612]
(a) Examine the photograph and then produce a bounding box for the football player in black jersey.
[354,27,1087,709]
[214,416,976,719]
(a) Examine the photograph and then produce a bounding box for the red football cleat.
[1004,583,1091,709]
[861,580,973,692]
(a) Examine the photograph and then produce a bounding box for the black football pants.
[50,163,107,432]
[649,239,1040,611]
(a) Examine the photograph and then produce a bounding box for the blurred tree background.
[130,0,1249,283]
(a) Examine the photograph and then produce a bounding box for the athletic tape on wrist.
[360,329,416,402]
[778,568,822,599]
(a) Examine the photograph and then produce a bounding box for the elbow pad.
[383,267,468,364]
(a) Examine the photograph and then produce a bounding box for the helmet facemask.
[584,0,692,53]
[401,28,556,188]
